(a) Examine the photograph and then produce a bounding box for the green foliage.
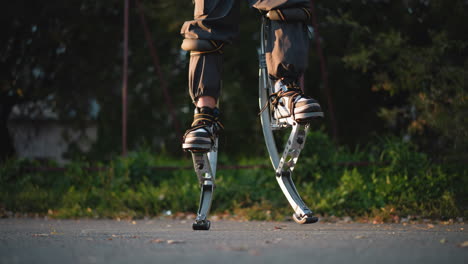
[3,0,467,162]
[1,131,465,220]
[2,1,467,220]
[336,0,468,158]
[290,131,465,218]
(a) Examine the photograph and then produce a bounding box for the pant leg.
[266,20,309,81]
[181,0,240,103]
[187,53,223,101]
[250,0,310,81]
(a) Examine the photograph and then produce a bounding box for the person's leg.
[188,52,222,108]
[250,0,310,81]
[181,0,239,151]
[197,96,216,109]
[251,0,323,122]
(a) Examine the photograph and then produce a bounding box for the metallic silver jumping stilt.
[258,16,318,224]
[190,138,218,230]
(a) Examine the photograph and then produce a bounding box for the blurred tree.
[331,0,468,159]
[2,0,466,162]
[0,0,193,161]
[0,0,124,161]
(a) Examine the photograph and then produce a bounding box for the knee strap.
[181,39,225,55]
[266,7,311,22]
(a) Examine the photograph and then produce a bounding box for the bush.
[0,132,465,220]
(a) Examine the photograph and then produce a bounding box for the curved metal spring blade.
[191,139,218,223]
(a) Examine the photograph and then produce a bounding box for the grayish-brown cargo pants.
[181,0,310,103]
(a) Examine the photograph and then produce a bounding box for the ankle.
[196,96,216,109]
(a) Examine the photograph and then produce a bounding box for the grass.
[1,131,466,221]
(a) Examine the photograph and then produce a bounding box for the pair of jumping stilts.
[190,15,318,231]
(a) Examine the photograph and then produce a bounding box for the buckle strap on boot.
[183,107,224,143]
[259,81,308,120]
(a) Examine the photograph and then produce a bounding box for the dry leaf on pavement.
[458,241,468,248]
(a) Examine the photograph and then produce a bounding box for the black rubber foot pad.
[293,214,319,224]
[192,220,211,230]
[305,216,319,224]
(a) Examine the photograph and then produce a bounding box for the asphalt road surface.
[0,218,466,264]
